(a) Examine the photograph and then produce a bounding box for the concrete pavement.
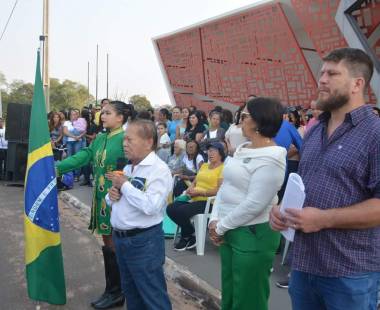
[0,182,203,309]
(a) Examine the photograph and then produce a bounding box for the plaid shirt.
[292,105,380,277]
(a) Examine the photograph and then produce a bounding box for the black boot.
[90,246,111,306]
[92,246,125,309]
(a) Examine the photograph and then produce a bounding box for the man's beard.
[316,90,350,112]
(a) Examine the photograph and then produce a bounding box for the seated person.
[201,111,225,143]
[156,122,171,163]
[167,139,186,174]
[167,142,224,251]
[173,140,204,197]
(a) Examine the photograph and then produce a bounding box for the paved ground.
[0,182,202,310]
[66,181,292,310]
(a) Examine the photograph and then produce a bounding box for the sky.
[0,0,262,107]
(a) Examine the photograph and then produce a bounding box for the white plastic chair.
[173,196,215,256]
[192,196,215,256]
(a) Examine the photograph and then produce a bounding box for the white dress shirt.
[107,151,173,230]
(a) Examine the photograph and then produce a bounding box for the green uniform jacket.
[57,128,125,235]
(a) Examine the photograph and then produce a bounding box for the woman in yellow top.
[167,141,224,251]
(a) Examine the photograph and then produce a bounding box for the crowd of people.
[43,47,380,310]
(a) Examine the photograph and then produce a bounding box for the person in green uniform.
[57,101,127,309]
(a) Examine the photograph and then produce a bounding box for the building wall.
[155,0,380,110]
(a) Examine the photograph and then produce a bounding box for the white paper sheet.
[279,173,306,242]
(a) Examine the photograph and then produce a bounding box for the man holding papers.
[270,48,380,310]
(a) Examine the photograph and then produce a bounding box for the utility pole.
[42,0,50,112]
[87,61,90,104]
[106,53,109,98]
[96,44,99,105]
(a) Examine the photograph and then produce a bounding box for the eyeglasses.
[240,111,251,121]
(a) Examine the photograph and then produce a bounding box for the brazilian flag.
[24,51,66,305]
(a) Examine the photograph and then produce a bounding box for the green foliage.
[50,78,94,111]
[0,72,94,114]
[129,94,152,112]
[7,80,34,104]
[0,71,7,88]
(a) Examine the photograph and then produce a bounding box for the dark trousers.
[112,223,171,310]
[172,179,188,198]
[0,149,7,179]
[166,200,207,238]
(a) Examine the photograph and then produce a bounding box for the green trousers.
[219,222,280,310]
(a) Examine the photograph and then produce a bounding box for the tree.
[0,71,7,89]
[50,78,93,111]
[0,72,94,115]
[129,95,152,112]
[7,80,34,104]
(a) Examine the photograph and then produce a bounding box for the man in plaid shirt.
[270,48,380,309]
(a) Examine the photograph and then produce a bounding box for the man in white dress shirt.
[106,119,173,310]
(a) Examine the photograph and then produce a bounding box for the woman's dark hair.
[222,109,233,125]
[157,122,167,129]
[186,140,202,171]
[108,100,132,124]
[213,106,223,113]
[81,108,91,126]
[288,110,301,129]
[136,110,152,120]
[246,97,283,138]
[159,108,171,121]
[235,104,246,125]
[101,98,110,105]
[186,110,204,132]
[48,112,62,132]
[207,144,226,162]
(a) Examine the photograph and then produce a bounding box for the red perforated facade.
[155,0,380,111]
[291,1,347,56]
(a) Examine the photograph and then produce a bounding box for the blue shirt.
[168,120,181,142]
[292,105,380,276]
[274,120,302,151]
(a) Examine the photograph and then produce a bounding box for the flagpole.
[87,61,90,104]
[96,44,98,104]
[42,0,50,112]
[106,53,109,98]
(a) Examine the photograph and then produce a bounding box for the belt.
[113,223,160,238]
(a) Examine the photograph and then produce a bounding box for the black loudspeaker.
[6,142,28,182]
[5,103,31,143]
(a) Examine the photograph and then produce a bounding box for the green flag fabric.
[24,50,66,305]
